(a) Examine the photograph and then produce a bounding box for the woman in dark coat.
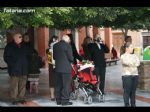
[22,33,33,90]
[67,34,83,64]
[80,36,93,60]
[27,49,42,94]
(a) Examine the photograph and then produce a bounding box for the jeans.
[122,75,139,107]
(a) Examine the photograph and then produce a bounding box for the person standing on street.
[121,42,140,107]
[46,35,59,101]
[89,34,109,101]
[53,35,74,106]
[80,36,93,60]
[22,33,33,91]
[3,31,29,105]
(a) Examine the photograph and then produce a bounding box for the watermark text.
[3,8,35,13]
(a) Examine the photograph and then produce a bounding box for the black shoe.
[51,98,55,101]
[56,102,61,105]
[18,99,27,104]
[131,104,136,107]
[12,101,19,105]
[61,102,73,106]
[12,99,27,105]
[99,95,105,102]
[125,104,130,107]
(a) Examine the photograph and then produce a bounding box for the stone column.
[104,27,113,52]
[86,25,93,38]
[74,28,79,52]
[78,27,86,50]
[36,27,49,68]
[27,27,34,48]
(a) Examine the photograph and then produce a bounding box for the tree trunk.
[121,28,128,40]
[85,26,88,37]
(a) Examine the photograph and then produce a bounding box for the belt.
[122,75,138,77]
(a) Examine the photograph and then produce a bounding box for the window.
[143,36,150,49]
[142,32,150,49]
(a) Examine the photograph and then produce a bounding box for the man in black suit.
[53,35,74,105]
[89,34,109,100]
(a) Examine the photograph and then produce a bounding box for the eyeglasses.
[19,36,22,38]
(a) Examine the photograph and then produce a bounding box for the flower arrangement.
[82,60,91,65]
[78,60,94,71]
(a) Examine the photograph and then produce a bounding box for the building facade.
[0,26,150,68]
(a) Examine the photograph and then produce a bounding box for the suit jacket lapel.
[96,43,101,50]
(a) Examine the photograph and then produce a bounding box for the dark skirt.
[49,64,55,87]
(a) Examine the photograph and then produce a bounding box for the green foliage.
[110,7,150,31]
[0,7,150,31]
[0,12,13,29]
[51,7,75,29]
[30,7,54,28]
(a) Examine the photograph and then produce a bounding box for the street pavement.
[0,61,150,107]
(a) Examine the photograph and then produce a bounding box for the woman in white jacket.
[120,42,140,107]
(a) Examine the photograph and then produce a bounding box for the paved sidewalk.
[0,61,150,107]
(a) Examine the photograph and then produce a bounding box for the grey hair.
[62,35,70,43]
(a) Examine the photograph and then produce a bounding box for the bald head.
[62,35,70,43]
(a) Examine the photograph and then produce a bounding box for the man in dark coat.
[88,34,109,99]
[3,31,29,105]
[53,35,74,105]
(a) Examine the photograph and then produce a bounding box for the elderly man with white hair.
[53,35,74,106]
[3,31,29,105]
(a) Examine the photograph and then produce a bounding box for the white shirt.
[96,42,101,50]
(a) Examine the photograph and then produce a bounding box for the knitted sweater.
[120,53,140,76]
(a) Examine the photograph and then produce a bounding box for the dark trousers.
[26,80,30,90]
[95,66,106,94]
[55,72,72,103]
[49,64,55,87]
[122,75,139,107]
